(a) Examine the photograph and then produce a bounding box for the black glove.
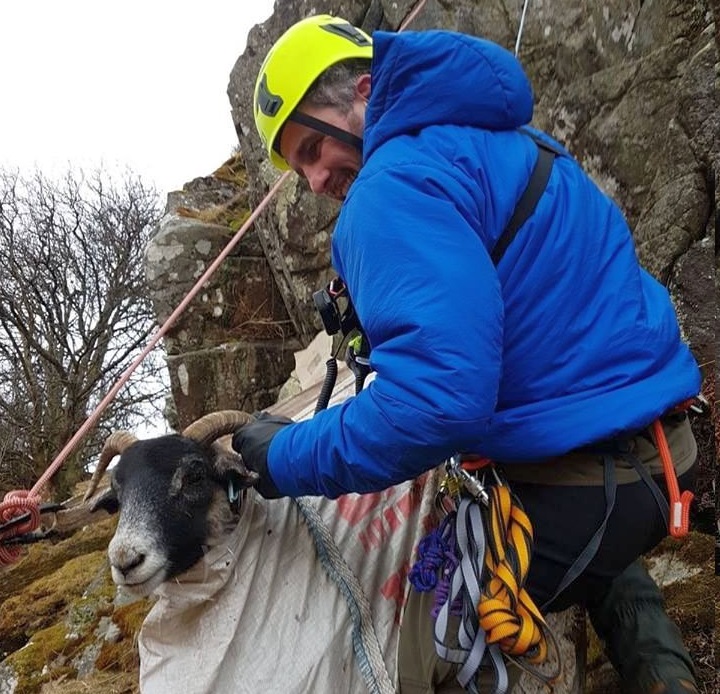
[232,412,293,499]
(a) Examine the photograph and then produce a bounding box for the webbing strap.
[541,455,617,611]
[490,136,558,266]
[288,111,365,152]
[624,450,670,529]
[433,497,509,694]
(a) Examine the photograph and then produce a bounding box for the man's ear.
[356,74,372,102]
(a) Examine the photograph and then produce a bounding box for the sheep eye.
[183,467,205,487]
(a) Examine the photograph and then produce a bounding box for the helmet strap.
[288,111,364,153]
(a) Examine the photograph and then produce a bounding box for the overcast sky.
[0,1,275,197]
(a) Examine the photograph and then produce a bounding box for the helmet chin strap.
[288,111,364,153]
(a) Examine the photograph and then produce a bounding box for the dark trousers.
[514,465,696,612]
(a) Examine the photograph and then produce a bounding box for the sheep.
[81,406,436,692]
[83,410,259,596]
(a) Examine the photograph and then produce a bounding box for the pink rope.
[0,491,41,564]
[399,0,428,31]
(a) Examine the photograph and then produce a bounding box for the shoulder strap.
[490,134,559,266]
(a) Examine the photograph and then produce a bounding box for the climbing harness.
[410,456,561,693]
[538,401,704,611]
[312,276,372,413]
[406,402,704,691]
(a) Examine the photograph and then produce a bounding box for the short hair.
[300,58,372,114]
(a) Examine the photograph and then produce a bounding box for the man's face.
[279,100,366,202]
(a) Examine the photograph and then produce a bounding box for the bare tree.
[0,167,167,500]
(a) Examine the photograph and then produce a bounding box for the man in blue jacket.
[235,15,700,694]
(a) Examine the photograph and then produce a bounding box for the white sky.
[0,0,275,197]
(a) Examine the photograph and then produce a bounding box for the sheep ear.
[212,448,260,490]
[88,487,120,515]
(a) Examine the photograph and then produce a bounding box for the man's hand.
[232,412,293,499]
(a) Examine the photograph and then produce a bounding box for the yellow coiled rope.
[477,484,549,664]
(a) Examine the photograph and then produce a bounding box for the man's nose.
[305,164,329,195]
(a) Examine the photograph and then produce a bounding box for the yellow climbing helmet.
[253,15,373,170]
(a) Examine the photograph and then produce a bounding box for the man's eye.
[308,138,323,161]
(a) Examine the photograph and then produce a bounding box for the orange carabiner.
[651,419,693,538]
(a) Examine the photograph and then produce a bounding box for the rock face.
[145,171,304,426]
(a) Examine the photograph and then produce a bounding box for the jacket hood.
[364,30,534,159]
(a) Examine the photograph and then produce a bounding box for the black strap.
[541,454,617,611]
[288,111,364,152]
[490,136,558,266]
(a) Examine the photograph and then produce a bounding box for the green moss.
[0,550,110,655]
[95,599,153,673]
[0,516,117,606]
[5,622,80,694]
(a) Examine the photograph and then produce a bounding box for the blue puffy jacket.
[266,29,701,498]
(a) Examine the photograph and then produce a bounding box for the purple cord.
[408,513,463,617]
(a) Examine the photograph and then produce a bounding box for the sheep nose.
[113,551,145,577]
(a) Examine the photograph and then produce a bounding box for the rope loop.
[478,485,548,663]
[0,490,42,566]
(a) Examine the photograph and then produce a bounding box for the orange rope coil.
[476,484,550,664]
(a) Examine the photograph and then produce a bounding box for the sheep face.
[95,434,241,596]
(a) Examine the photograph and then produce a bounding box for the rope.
[478,485,549,664]
[514,0,531,57]
[0,491,41,565]
[399,0,429,32]
[295,498,396,694]
[412,462,561,691]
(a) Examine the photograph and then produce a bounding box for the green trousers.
[587,560,697,694]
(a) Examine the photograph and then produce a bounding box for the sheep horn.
[83,431,138,501]
[181,411,255,447]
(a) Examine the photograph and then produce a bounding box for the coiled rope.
[478,485,555,670]
[0,491,41,565]
[411,461,560,692]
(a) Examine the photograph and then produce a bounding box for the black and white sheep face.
[100,435,231,597]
